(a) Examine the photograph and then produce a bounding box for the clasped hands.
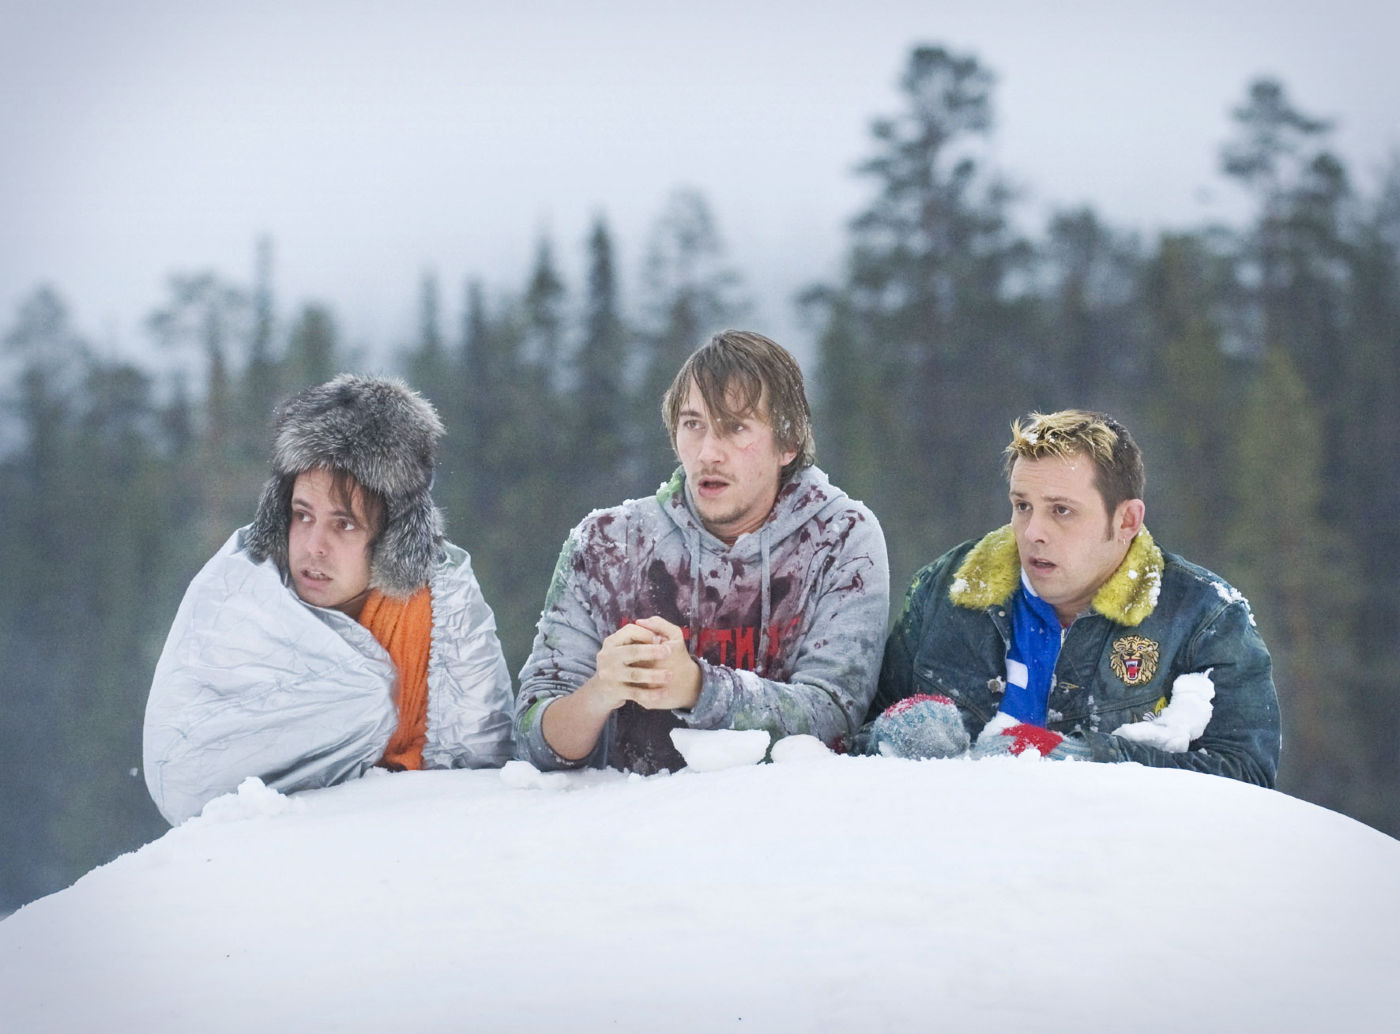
[586,616,702,713]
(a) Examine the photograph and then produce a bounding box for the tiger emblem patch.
[1110,635,1160,686]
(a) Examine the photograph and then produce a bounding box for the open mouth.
[1028,557,1057,572]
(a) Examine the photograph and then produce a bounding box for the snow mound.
[2,758,1397,1033]
[768,733,834,764]
[197,776,302,822]
[1114,670,1216,751]
[670,727,770,771]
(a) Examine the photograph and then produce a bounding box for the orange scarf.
[358,587,434,770]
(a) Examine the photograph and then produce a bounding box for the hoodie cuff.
[678,658,731,729]
[518,696,601,771]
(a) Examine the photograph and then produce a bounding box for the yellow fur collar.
[949,525,1163,627]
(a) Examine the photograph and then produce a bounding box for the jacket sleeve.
[142,534,399,824]
[513,523,612,770]
[868,557,947,722]
[1076,599,1282,787]
[422,543,515,769]
[682,509,891,752]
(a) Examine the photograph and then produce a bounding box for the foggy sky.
[3,0,1397,364]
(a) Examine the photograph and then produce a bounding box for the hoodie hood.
[658,464,844,558]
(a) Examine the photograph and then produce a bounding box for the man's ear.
[1115,499,1146,543]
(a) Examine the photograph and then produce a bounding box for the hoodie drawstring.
[689,529,702,649]
[758,529,772,674]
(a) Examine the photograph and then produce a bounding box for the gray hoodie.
[515,465,890,773]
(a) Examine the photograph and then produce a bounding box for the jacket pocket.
[914,663,1000,727]
[1052,682,1164,735]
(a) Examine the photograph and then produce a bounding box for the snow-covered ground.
[3,743,1397,1032]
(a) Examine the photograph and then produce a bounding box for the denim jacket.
[871,526,1281,786]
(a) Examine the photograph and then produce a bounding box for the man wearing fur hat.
[514,330,890,773]
[144,375,514,824]
[865,409,1281,785]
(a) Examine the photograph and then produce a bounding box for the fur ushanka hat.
[245,374,446,598]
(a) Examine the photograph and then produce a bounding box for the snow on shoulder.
[2,752,1397,1033]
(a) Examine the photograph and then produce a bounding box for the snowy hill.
[3,745,1397,1033]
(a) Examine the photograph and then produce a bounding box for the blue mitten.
[865,694,971,760]
[971,722,1094,762]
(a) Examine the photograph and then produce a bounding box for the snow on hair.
[1004,409,1145,509]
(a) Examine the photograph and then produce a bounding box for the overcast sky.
[3,0,1397,365]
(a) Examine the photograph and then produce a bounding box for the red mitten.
[1003,723,1064,756]
[973,722,1066,759]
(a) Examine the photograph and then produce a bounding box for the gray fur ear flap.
[370,495,446,598]
[244,475,290,574]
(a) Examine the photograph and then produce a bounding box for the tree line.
[3,45,1397,912]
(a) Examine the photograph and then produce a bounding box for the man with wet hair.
[515,330,890,773]
[866,409,1281,786]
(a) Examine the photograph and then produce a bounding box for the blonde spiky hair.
[1004,409,1145,513]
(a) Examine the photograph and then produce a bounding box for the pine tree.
[1226,348,1367,818]
[146,273,255,550]
[816,44,1031,585]
[0,288,88,909]
[1331,161,1400,814]
[1035,208,1145,407]
[804,284,880,503]
[56,358,175,884]
[452,280,502,521]
[637,188,746,478]
[441,274,566,672]
[283,304,338,391]
[522,236,567,382]
[240,236,279,448]
[407,271,449,409]
[1339,161,1400,641]
[1217,80,1392,830]
[1221,79,1352,425]
[1,290,172,909]
[571,217,637,507]
[427,281,488,583]
[1137,233,1238,567]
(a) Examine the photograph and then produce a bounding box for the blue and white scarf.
[1001,570,1063,727]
